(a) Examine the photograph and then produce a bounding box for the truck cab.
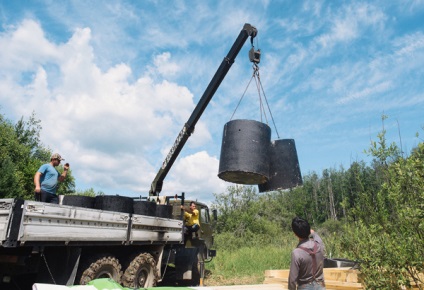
[159,198,216,286]
[170,199,216,255]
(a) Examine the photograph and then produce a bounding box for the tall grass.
[205,232,296,285]
[205,224,347,285]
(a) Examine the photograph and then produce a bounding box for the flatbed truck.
[0,23,258,289]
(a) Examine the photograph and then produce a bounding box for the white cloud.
[316,3,386,49]
[153,52,180,77]
[1,1,423,205]
[393,32,424,58]
[164,151,229,201]
[337,81,392,105]
[0,19,221,199]
[0,19,59,73]
[398,0,424,13]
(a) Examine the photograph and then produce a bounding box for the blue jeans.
[184,223,200,234]
[298,281,326,290]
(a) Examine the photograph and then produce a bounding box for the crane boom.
[149,23,258,196]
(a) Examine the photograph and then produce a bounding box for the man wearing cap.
[34,153,70,204]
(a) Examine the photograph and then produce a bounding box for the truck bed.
[0,199,183,247]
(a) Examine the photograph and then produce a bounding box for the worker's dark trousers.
[183,224,200,243]
[184,224,200,235]
[34,190,59,204]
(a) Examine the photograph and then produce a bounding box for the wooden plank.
[264,277,363,290]
[265,268,360,283]
[323,281,364,290]
[264,269,289,279]
[264,268,424,289]
[264,268,364,290]
[323,268,359,283]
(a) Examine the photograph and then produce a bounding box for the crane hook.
[249,47,261,64]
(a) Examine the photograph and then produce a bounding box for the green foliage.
[0,157,22,198]
[212,185,294,238]
[14,113,42,152]
[0,111,75,199]
[75,188,103,197]
[0,113,34,198]
[210,116,423,288]
[208,233,295,283]
[336,127,424,288]
[316,219,351,259]
[364,114,402,167]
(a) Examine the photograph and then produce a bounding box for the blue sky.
[1,1,423,203]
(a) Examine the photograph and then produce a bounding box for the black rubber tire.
[78,256,122,285]
[62,195,95,208]
[156,204,172,218]
[122,253,158,288]
[133,201,156,216]
[94,195,133,213]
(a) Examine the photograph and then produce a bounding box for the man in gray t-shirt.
[288,216,326,290]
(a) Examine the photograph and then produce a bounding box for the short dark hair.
[291,216,311,239]
[190,201,196,206]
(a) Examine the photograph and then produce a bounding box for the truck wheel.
[122,253,158,288]
[78,256,122,285]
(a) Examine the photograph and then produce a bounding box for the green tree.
[340,125,424,289]
[0,113,31,198]
[212,185,286,247]
[0,111,75,199]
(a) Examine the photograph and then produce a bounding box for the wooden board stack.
[264,268,363,290]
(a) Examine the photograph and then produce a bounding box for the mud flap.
[65,248,81,286]
[175,247,198,280]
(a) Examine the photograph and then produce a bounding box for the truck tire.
[156,204,173,218]
[94,195,133,213]
[133,200,156,216]
[122,253,158,288]
[78,256,122,285]
[62,195,95,208]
